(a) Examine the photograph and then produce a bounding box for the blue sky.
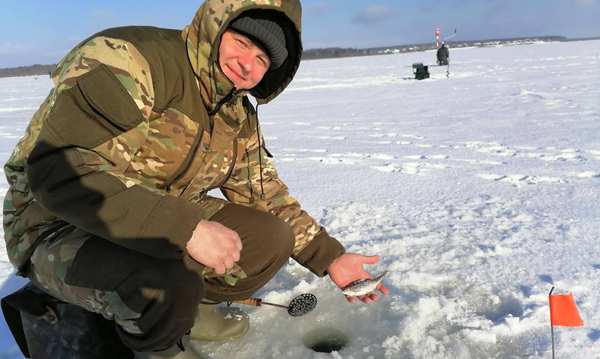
[1,0,598,68]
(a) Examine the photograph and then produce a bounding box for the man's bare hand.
[186,220,242,275]
[327,253,389,304]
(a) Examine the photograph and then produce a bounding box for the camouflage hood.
[182,0,302,109]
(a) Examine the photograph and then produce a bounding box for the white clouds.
[0,43,64,67]
[89,10,117,20]
[68,37,82,43]
[575,0,597,7]
[353,5,398,25]
[0,33,75,67]
[305,1,336,14]
[0,43,35,56]
[485,1,514,17]
[303,41,330,49]
[86,10,127,30]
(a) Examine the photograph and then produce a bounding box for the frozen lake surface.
[1,40,599,359]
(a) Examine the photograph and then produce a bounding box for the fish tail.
[377,270,389,280]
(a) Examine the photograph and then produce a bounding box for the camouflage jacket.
[3,0,345,277]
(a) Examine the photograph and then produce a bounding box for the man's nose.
[238,53,253,74]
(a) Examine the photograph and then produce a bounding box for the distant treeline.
[303,47,373,60]
[0,64,56,79]
[309,36,571,60]
[2,35,598,76]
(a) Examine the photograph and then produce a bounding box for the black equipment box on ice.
[412,63,430,80]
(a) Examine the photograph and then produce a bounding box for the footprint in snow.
[588,329,600,342]
[404,154,449,160]
[576,171,600,178]
[467,142,589,162]
[538,274,554,284]
[308,157,358,165]
[587,150,600,160]
[477,173,567,186]
[519,285,533,298]
[371,162,442,174]
[451,158,504,165]
[313,135,346,140]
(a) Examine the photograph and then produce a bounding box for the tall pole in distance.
[436,27,440,49]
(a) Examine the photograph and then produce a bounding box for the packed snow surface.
[1,40,599,358]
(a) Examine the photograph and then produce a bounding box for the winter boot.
[133,334,205,359]
[189,302,250,341]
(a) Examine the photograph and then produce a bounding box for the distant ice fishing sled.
[412,63,431,80]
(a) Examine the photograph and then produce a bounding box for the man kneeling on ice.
[3,0,389,358]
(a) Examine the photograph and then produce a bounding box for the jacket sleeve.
[26,37,206,260]
[220,119,345,277]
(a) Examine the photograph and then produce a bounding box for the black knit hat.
[230,13,288,70]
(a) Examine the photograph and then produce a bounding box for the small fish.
[341,270,388,296]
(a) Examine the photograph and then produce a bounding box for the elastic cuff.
[293,229,346,277]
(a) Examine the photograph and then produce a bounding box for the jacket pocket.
[47,64,145,149]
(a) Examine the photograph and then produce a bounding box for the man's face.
[219,29,271,90]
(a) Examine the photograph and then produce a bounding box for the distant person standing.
[437,42,450,65]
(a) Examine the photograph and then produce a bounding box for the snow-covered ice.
[1,40,599,358]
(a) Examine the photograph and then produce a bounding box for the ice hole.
[302,327,348,353]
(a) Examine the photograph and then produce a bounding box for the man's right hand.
[186,220,242,275]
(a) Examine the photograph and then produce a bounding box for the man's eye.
[236,39,247,47]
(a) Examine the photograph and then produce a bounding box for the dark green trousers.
[27,203,294,352]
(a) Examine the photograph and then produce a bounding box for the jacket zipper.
[180,138,238,198]
[163,132,204,193]
[214,140,238,190]
[167,88,239,193]
[208,88,238,116]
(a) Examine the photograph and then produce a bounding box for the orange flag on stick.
[549,291,584,327]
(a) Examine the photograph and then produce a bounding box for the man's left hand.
[327,253,390,304]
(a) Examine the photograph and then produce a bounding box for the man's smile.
[226,64,244,82]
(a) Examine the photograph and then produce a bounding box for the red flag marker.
[549,287,584,359]
[550,291,584,327]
